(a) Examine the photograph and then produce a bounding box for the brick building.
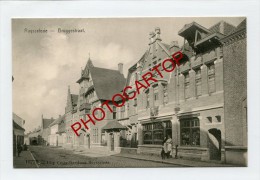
[64,58,126,150]
[120,20,245,163]
[60,20,246,165]
[221,19,247,165]
[13,113,25,156]
[40,115,55,145]
[64,86,79,148]
[48,115,66,146]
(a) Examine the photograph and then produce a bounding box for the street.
[24,146,180,168]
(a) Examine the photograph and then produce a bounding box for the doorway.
[110,133,114,151]
[208,128,221,160]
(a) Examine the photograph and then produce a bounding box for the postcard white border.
[0,1,260,180]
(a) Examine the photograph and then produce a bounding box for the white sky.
[12,17,245,133]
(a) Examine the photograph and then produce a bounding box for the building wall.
[222,31,247,166]
[133,36,225,161]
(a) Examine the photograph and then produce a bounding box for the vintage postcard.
[12,17,247,168]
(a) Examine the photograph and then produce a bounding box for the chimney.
[154,27,161,41]
[118,63,123,74]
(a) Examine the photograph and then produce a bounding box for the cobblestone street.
[17,146,181,168]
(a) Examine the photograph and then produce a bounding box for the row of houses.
[28,19,247,166]
[13,112,25,156]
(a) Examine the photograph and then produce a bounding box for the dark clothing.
[17,145,23,156]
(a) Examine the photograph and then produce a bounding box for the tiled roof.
[42,118,55,129]
[89,67,126,100]
[49,115,65,127]
[13,120,25,131]
[209,21,236,35]
[220,19,246,44]
[102,120,127,130]
[230,19,246,34]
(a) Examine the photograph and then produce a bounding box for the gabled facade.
[121,21,238,162]
[64,58,126,149]
[48,115,66,146]
[64,86,78,148]
[40,115,55,145]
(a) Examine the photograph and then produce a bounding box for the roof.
[13,120,25,131]
[13,112,25,128]
[221,19,247,44]
[57,115,66,133]
[89,67,126,100]
[102,120,127,130]
[209,21,236,35]
[178,21,211,37]
[230,18,246,34]
[42,118,55,129]
[76,59,94,83]
[49,115,65,127]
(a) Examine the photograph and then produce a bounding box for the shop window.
[184,72,190,99]
[180,119,200,146]
[207,63,216,93]
[143,121,171,145]
[195,68,202,97]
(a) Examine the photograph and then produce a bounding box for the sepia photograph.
[12,17,247,168]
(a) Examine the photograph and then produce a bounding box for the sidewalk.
[112,153,237,167]
[13,150,38,168]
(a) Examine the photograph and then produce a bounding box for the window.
[163,84,168,104]
[133,98,137,114]
[215,115,221,122]
[154,85,159,106]
[93,128,99,143]
[146,90,150,108]
[113,106,117,119]
[207,116,212,123]
[181,119,200,146]
[184,73,190,99]
[121,105,125,119]
[207,63,216,93]
[195,68,202,97]
[143,121,171,145]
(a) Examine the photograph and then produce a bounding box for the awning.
[102,121,127,130]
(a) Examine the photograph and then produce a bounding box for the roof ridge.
[91,66,121,72]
